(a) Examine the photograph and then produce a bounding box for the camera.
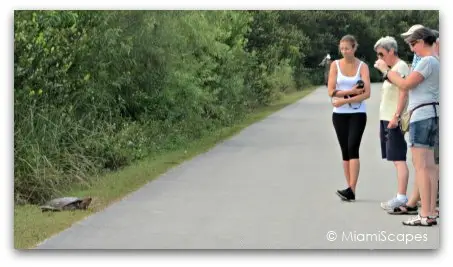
[344,79,364,99]
[356,79,364,89]
[343,79,364,109]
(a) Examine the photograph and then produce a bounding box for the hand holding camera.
[344,80,364,110]
[347,80,365,97]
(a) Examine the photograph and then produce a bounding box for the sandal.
[388,204,418,215]
[427,216,438,226]
[402,214,435,226]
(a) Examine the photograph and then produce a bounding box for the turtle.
[40,197,92,212]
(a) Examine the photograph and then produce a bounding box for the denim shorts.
[409,117,439,149]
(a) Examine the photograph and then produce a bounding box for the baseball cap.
[401,24,424,37]
[404,27,436,44]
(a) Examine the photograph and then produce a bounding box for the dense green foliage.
[14,10,438,204]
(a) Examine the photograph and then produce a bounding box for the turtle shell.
[40,197,91,212]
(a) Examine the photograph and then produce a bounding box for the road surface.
[36,83,439,249]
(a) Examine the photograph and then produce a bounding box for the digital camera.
[356,79,364,89]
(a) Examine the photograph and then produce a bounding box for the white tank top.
[333,60,366,114]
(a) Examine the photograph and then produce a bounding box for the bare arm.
[394,64,410,116]
[395,86,408,115]
[386,70,424,91]
[327,61,338,97]
[386,67,410,128]
[386,83,409,128]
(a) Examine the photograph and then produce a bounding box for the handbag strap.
[409,102,439,117]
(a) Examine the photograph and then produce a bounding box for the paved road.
[36,83,439,249]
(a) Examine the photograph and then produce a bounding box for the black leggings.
[332,112,367,161]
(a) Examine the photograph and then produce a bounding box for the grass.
[14,86,317,249]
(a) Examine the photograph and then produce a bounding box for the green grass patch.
[14,87,316,249]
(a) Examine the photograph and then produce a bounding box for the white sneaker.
[381,196,407,210]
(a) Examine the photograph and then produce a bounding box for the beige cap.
[401,24,424,37]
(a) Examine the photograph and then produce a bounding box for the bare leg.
[411,147,433,217]
[349,159,360,193]
[343,160,350,187]
[430,163,439,214]
[406,180,420,207]
[405,162,437,212]
[394,161,409,195]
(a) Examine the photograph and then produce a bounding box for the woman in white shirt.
[327,35,371,201]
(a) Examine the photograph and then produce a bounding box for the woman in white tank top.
[327,35,371,201]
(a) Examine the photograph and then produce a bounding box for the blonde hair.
[340,35,358,49]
